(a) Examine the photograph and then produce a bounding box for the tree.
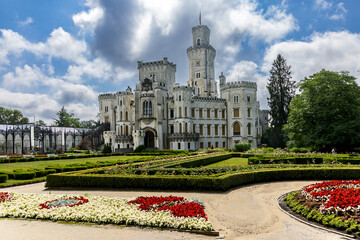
[53,107,81,128]
[266,54,295,148]
[76,136,91,150]
[36,120,46,126]
[80,119,99,128]
[284,70,360,152]
[0,107,29,124]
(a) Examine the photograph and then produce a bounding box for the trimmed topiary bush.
[234,143,251,152]
[102,143,112,153]
[134,144,146,153]
[0,174,8,183]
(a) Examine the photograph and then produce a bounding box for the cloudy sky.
[0,0,359,124]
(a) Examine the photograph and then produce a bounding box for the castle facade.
[98,24,266,151]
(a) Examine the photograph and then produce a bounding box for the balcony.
[115,135,133,142]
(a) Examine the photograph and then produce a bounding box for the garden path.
[0,181,346,240]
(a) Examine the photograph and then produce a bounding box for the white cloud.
[262,31,360,83]
[73,6,104,34]
[329,2,347,20]
[2,64,45,89]
[19,17,33,26]
[314,0,332,10]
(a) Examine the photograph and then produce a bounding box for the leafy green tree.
[36,120,46,126]
[266,54,295,148]
[80,119,99,128]
[53,106,82,127]
[0,107,29,124]
[284,70,360,152]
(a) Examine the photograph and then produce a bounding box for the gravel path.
[0,181,346,240]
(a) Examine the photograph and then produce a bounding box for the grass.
[206,157,248,167]
[0,155,152,172]
[0,177,47,187]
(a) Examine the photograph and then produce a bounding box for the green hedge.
[0,174,8,183]
[14,172,36,180]
[46,167,360,191]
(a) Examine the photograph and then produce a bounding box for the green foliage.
[134,144,146,153]
[285,70,360,152]
[266,54,295,148]
[0,107,29,124]
[53,106,82,127]
[234,143,251,152]
[102,143,112,153]
[36,120,46,126]
[0,174,8,183]
[80,119,99,128]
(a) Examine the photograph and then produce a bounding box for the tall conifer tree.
[266,54,295,148]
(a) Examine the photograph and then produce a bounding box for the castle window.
[120,112,123,120]
[222,124,226,135]
[193,124,196,133]
[105,117,109,123]
[121,126,123,135]
[143,101,147,114]
[126,125,129,136]
[222,109,225,119]
[185,107,188,117]
[196,60,200,66]
[233,96,239,103]
[149,101,152,115]
[223,142,226,148]
[126,111,128,121]
[247,96,251,102]
[215,142,219,148]
[215,125,218,135]
[196,72,201,78]
[149,73,156,81]
[247,108,251,118]
[207,124,211,135]
[199,108,203,118]
[179,107,182,117]
[234,108,239,118]
[207,109,210,118]
[200,142,204,149]
[170,109,174,118]
[188,142,191,149]
[178,142,181,149]
[170,125,174,134]
[179,95,181,101]
[105,106,108,112]
[179,123,182,133]
[191,108,195,118]
[185,123,188,133]
[120,100,122,106]
[200,125,203,136]
[208,142,211,148]
[215,109,218,118]
[248,123,252,135]
[197,38,200,46]
[233,122,240,136]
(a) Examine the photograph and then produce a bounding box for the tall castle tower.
[187,22,217,98]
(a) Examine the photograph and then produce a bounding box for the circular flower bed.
[300,180,360,217]
[127,196,207,219]
[0,192,15,202]
[39,196,89,209]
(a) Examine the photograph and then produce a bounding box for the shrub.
[134,145,146,153]
[14,172,36,180]
[0,174,8,183]
[234,143,251,152]
[102,143,112,153]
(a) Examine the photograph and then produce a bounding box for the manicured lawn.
[0,155,152,173]
[206,157,248,167]
[0,177,47,187]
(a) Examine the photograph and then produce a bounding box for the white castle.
[98,23,267,152]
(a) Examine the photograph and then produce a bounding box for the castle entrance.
[144,131,155,148]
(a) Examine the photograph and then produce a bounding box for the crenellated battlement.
[220,81,257,91]
[137,57,176,69]
[98,93,116,100]
[192,96,226,103]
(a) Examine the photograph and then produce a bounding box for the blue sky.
[0,0,359,123]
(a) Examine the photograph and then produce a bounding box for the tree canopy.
[0,107,29,124]
[265,54,295,148]
[53,107,82,128]
[284,70,360,152]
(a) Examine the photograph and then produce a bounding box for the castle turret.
[219,72,226,87]
[187,24,216,98]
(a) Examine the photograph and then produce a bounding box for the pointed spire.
[199,11,201,25]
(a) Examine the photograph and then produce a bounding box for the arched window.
[126,125,129,136]
[179,123,182,134]
[179,95,181,101]
[197,38,200,46]
[149,101,152,115]
[179,107,182,117]
[143,101,146,114]
[120,112,123,120]
[185,123,188,133]
[247,123,251,135]
[126,111,128,121]
[121,126,123,135]
[233,122,240,135]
